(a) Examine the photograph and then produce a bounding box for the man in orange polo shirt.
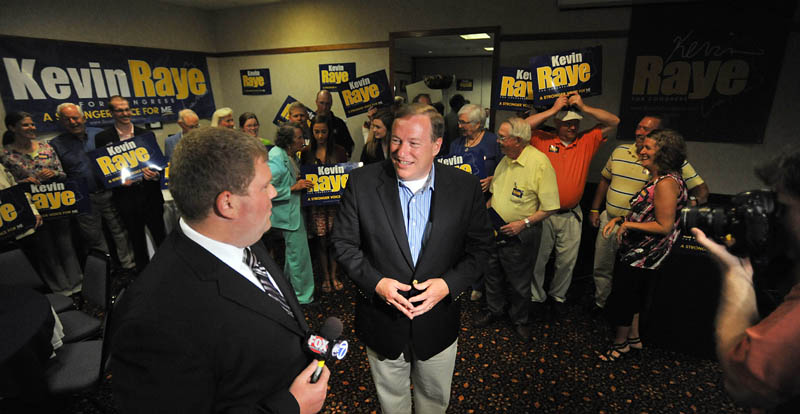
[525,92,620,317]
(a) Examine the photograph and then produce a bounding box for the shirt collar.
[179,218,246,273]
[398,163,436,193]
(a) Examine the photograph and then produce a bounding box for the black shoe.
[474,312,501,328]
[514,324,531,343]
[589,304,604,317]
[529,301,546,319]
[549,300,567,319]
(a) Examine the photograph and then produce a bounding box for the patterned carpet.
[4,266,750,414]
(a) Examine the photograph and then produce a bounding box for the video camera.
[681,189,778,258]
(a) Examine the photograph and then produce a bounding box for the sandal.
[599,341,629,362]
[321,280,332,293]
[332,279,344,291]
[627,337,643,351]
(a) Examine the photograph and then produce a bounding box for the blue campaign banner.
[436,152,487,179]
[319,63,355,92]
[300,162,362,206]
[272,95,315,126]
[0,184,37,242]
[90,132,168,189]
[338,70,392,118]
[28,179,91,220]
[529,46,603,106]
[0,35,215,133]
[241,68,271,95]
[492,67,535,111]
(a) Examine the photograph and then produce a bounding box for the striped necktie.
[243,247,293,317]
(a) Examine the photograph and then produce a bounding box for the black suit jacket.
[331,160,492,360]
[110,230,311,413]
[95,126,164,211]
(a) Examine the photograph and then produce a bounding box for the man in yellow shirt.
[475,117,560,342]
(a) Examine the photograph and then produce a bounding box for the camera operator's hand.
[691,228,753,284]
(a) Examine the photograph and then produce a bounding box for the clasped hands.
[376,277,449,319]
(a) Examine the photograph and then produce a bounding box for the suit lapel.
[376,161,414,270]
[174,231,307,337]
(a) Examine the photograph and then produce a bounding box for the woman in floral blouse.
[2,111,82,295]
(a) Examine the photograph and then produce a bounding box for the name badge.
[512,185,523,198]
[548,144,560,153]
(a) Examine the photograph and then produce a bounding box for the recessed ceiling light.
[484,47,494,51]
[460,33,491,40]
[427,50,433,54]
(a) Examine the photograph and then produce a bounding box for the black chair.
[45,287,125,397]
[0,248,74,313]
[58,250,110,343]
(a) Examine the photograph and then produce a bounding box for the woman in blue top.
[448,104,501,196]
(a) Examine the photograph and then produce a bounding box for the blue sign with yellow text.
[90,132,168,189]
[300,162,361,206]
[319,63,355,92]
[0,36,215,133]
[241,68,271,95]
[28,179,91,220]
[492,67,535,111]
[529,46,602,106]
[338,70,392,118]
[0,184,36,242]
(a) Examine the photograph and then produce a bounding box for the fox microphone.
[308,317,344,383]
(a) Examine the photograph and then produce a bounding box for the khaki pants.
[367,339,458,414]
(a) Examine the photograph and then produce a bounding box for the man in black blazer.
[331,103,492,413]
[110,127,329,413]
[95,96,166,271]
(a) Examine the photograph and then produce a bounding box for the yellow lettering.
[500,76,515,97]
[188,68,207,95]
[0,203,17,225]
[134,147,151,162]
[32,193,47,209]
[171,68,190,99]
[537,67,554,90]
[61,191,76,206]
[578,63,591,82]
[513,80,526,98]
[43,113,53,122]
[552,67,568,87]
[120,152,140,169]
[341,90,354,106]
[321,70,331,83]
[368,84,380,99]
[153,67,175,97]
[305,174,319,192]
[96,156,117,175]
[129,60,155,97]
[45,192,62,209]
[318,176,331,191]
[111,154,129,170]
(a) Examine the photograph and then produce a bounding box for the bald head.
[315,90,332,116]
[178,109,199,134]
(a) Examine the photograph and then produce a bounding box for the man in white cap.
[525,92,620,318]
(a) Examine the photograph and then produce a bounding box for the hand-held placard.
[308,317,344,383]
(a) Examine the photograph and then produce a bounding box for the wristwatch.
[523,218,531,228]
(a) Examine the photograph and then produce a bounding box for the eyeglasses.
[457,120,476,125]
[112,108,131,113]
[496,135,515,141]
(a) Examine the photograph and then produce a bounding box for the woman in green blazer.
[268,123,315,304]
